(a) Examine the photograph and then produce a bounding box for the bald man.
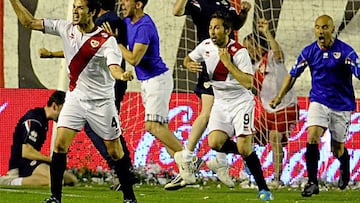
[270,15,360,197]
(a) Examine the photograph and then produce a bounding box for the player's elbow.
[127,58,139,66]
[243,82,253,90]
[19,17,35,28]
[242,78,253,90]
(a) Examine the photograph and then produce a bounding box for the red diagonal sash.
[68,29,110,91]
[212,42,244,81]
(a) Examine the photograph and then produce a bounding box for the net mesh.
[110,0,360,185]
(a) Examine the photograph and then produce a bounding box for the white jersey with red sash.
[43,19,122,100]
[253,51,297,113]
[188,39,254,103]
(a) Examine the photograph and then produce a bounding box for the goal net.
[64,0,360,186]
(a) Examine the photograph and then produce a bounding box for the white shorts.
[140,70,173,124]
[57,92,121,140]
[307,102,351,143]
[208,99,255,137]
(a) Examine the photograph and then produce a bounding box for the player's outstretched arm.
[39,48,65,58]
[172,0,188,16]
[258,18,284,62]
[233,1,251,30]
[270,74,297,108]
[9,0,44,31]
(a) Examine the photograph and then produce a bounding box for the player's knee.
[144,122,156,133]
[145,121,165,136]
[307,135,320,144]
[107,148,124,160]
[63,172,78,186]
[237,145,252,157]
[331,145,343,158]
[35,175,51,186]
[53,143,68,153]
[208,135,222,150]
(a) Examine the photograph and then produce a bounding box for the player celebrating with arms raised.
[270,14,360,197]
[9,0,137,202]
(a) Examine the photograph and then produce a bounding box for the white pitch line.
[0,188,83,197]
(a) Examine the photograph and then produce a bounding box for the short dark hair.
[47,90,66,107]
[87,0,101,21]
[210,10,233,30]
[100,0,116,11]
[136,0,148,8]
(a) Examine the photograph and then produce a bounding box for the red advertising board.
[1,88,359,184]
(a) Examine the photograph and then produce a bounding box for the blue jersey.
[124,14,168,80]
[290,38,360,111]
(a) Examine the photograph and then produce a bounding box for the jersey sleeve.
[233,48,254,75]
[347,50,360,79]
[43,18,69,36]
[289,50,308,78]
[103,37,122,67]
[188,42,205,62]
[134,25,151,45]
[21,119,45,148]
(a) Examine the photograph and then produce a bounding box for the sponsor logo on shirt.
[29,130,38,142]
[323,52,328,59]
[345,57,355,66]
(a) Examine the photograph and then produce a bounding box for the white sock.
[10,177,23,186]
[183,146,194,162]
[216,152,227,166]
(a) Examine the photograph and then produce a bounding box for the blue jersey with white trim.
[290,38,360,111]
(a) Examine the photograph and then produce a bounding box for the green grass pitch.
[1,182,360,203]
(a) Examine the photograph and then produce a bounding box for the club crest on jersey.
[259,64,265,73]
[333,52,341,59]
[90,40,100,48]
